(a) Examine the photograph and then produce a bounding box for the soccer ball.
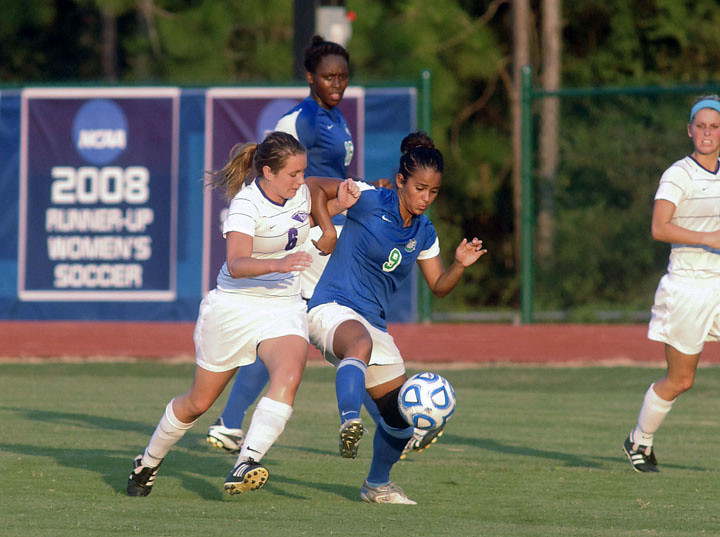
[397,372,456,430]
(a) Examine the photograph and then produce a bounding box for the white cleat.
[206,418,245,454]
[360,480,417,505]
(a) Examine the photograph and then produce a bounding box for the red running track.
[3,321,716,364]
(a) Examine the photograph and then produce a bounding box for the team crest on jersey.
[404,239,417,253]
[292,211,308,223]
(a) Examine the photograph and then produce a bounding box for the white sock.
[632,383,675,446]
[143,399,196,466]
[237,396,293,464]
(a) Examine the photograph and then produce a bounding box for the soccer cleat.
[224,459,269,495]
[400,425,445,460]
[623,434,659,473]
[127,455,163,497]
[206,418,245,454]
[360,480,417,505]
[339,418,365,458]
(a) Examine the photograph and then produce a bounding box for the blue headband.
[690,99,720,122]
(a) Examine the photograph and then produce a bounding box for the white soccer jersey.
[655,156,720,277]
[215,179,311,296]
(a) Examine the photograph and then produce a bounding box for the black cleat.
[224,459,269,495]
[623,435,659,473]
[127,454,163,496]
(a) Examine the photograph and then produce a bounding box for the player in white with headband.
[623,96,720,472]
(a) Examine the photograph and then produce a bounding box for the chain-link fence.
[522,70,720,323]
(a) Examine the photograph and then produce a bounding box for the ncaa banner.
[18,88,180,301]
[202,87,365,294]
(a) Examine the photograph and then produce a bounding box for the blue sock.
[366,419,414,486]
[335,358,367,424]
[220,358,270,429]
[363,392,382,425]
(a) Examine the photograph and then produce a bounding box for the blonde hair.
[207,131,306,201]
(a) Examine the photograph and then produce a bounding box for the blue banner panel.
[0,90,20,301]
[364,88,417,322]
[202,87,364,294]
[18,88,180,301]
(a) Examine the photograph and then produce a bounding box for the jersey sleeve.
[417,236,440,260]
[274,110,301,141]
[277,106,317,151]
[417,221,440,260]
[222,196,258,238]
[655,164,692,206]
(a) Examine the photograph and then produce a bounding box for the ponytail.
[207,142,257,201]
[207,131,306,201]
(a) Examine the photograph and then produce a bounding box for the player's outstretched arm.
[417,237,487,298]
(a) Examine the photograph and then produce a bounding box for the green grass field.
[2,362,720,537]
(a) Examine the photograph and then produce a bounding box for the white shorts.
[194,288,308,372]
[301,225,343,300]
[308,302,406,388]
[648,273,720,355]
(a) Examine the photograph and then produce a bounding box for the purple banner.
[18,88,180,301]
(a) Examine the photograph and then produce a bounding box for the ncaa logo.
[72,99,128,165]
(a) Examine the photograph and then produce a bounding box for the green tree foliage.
[137,1,294,83]
[0,0,295,83]
[0,0,102,81]
[536,95,687,315]
[539,1,720,318]
[564,0,720,85]
[348,0,513,311]
[3,0,720,317]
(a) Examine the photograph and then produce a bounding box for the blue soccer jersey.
[308,184,440,331]
[275,96,354,179]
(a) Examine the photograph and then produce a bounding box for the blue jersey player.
[275,95,353,181]
[308,132,487,504]
[205,35,387,455]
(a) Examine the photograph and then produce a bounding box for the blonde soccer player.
[623,96,720,472]
[126,131,358,496]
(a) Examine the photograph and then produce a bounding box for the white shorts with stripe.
[308,302,405,388]
[194,288,308,372]
[647,273,720,355]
